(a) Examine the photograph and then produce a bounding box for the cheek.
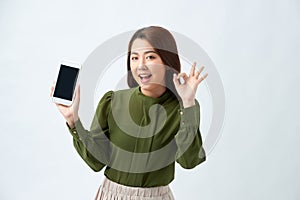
[159,71,166,81]
[153,66,166,80]
[130,66,139,81]
[130,64,137,74]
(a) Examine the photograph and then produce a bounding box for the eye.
[146,55,156,60]
[131,56,138,61]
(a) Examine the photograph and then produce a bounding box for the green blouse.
[68,86,206,187]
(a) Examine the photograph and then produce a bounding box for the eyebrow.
[130,50,158,55]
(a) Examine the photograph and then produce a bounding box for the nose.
[137,57,147,70]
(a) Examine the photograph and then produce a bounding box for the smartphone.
[52,60,81,106]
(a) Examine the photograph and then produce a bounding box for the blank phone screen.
[53,65,79,101]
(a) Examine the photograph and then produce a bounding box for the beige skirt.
[94,177,175,200]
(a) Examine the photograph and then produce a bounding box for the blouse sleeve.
[175,100,206,169]
[67,91,113,172]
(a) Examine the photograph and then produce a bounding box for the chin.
[140,84,153,90]
[140,83,164,91]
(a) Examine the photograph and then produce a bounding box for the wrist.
[66,116,77,129]
[182,99,195,108]
[66,120,75,129]
[73,113,79,122]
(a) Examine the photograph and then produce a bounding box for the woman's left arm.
[173,62,208,168]
[174,100,206,168]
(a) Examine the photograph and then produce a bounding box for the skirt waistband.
[96,176,174,199]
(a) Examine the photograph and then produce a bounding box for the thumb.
[73,84,80,104]
[173,73,180,88]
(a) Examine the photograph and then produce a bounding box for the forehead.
[131,39,155,52]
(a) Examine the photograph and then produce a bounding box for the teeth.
[139,74,152,78]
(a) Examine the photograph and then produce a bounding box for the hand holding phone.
[51,61,81,128]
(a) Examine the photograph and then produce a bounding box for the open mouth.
[138,73,152,83]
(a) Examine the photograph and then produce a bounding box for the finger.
[189,62,196,77]
[74,84,79,97]
[77,84,80,98]
[195,66,205,79]
[177,72,188,79]
[177,73,188,84]
[50,81,56,97]
[50,85,55,97]
[73,84,80,103]
[173,74,180,87]
[196,73,208,84]
[56,103,68,108]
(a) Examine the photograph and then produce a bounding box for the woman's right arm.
[68,122,107,172]
[50,84,112,172]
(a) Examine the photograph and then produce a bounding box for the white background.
[1,0,299,199]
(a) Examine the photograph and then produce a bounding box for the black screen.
[53,65,79,101]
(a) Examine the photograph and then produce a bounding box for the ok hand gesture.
[173,62,208,108]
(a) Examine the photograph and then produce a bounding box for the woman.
[51,26,208,200]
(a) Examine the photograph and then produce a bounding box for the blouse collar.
[134,86,173,104]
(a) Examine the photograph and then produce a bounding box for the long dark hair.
[127,26,181,98]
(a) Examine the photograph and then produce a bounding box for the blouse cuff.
[66,119,87,142]
[66,122,79,139]
[179,103,200,128]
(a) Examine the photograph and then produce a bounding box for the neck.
[140,86,166,98]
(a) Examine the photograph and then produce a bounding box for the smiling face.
[130,38,166,98]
